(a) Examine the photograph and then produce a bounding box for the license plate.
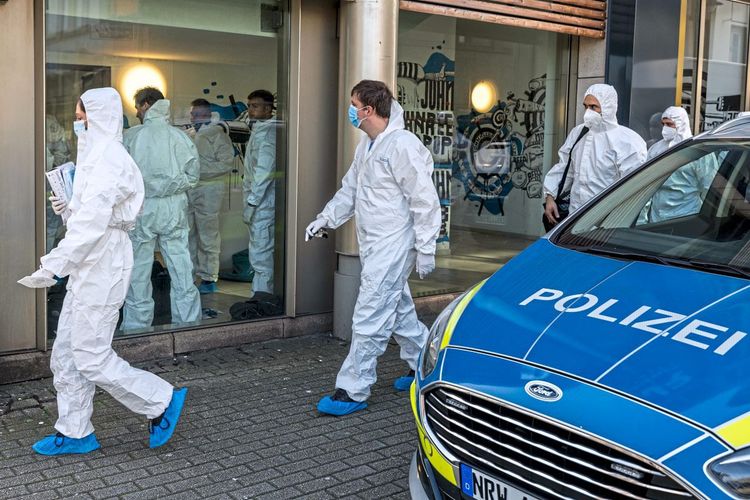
[460,464,540,500]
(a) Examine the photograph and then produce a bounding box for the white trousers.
[335,245,428,402]
[51,248,173,438]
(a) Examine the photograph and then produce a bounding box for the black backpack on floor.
[229,292,282,320]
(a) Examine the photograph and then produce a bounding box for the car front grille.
[424,386,696,500]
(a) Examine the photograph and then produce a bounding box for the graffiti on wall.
[398,50,455,249]
[398,44,548,227]
[453,75,547,217]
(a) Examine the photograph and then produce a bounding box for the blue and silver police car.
[410,118,750,500]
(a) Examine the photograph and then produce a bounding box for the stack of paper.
[45,162,75,223]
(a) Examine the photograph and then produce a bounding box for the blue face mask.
[348,104,368,129]
[73,120,87,137]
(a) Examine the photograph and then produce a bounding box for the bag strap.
[556,126,589,199]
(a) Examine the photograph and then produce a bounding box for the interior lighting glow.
[120,63,167,106]
[471,81,497,113]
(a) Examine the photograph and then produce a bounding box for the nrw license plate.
[460,464,540,500]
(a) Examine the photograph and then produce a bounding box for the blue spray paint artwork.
[453,75,546,216]
[398,47,548,228]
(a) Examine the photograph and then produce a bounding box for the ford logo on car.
[524,381,562,402]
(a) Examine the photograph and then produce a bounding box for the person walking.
[19,88,187,455]
[305,80,441,416]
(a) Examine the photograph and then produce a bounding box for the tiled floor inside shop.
[409,228,536,296]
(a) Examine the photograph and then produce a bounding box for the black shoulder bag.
[543,126,589,232]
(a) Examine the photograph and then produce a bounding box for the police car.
[409,117,750,499]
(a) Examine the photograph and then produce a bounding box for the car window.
[635,152,721,225]
[555,141,750,277]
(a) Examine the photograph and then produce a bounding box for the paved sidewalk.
[0,334,418,499]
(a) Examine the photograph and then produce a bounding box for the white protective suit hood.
[647,106,692,160]
[584,84,619,132]
[662,106,692,145]
[41,87,145,280]
[79,88,124,156]
[144,98,171,124]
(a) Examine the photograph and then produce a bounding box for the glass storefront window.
[44,0,288,340]
[699,0,749,131]
[626,0,750,141]
[397,12,570,295]
[625,0,699,147]
[680,0,703,131]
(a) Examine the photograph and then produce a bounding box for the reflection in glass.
[44,0,287,340]
[558,142,750,273]
[637,155,720,224]
[45,114,73,253]
[700,0,749,130]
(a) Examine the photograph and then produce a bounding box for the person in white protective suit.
[543,84,647,227]
[242,90,277,295]
[638,106,719,224]
[186,98,235,294]
[122,87,202,330]
[305,80,441,416]
[18,88,188,455]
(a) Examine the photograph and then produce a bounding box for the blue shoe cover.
[393,375,415,392]
[32,432,100,455]
[317,395,367,416]
[149,387,188,449]
[198,281,217,294]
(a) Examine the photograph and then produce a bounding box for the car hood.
[448,239,750,430]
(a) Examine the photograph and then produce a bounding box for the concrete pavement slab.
[0,334,416,499]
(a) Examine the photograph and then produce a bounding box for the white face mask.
[662,125,677,141]
[73,120,87,137]
[583,108,603,129]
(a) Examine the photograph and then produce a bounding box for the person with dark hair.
[121,88,202,330]
[186,98,235,294]
[133,86,165,123]
[305,79,441,416]
[242,89,277,295]
[238,90,275,127]
[19,88,187,455]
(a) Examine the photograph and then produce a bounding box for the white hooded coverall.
[122,99,202,329]
[319,100,441,402]
[40,88,173,439]
[640,106,718,223]
[544,84,647,212]
[243,118,277,294]
[187,121,235,282]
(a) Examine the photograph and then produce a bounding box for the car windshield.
[554,139,750,278]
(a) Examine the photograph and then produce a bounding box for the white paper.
[45,161,75,223]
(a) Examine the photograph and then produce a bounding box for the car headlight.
[421,291,471,377]
[710,448,750,497]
